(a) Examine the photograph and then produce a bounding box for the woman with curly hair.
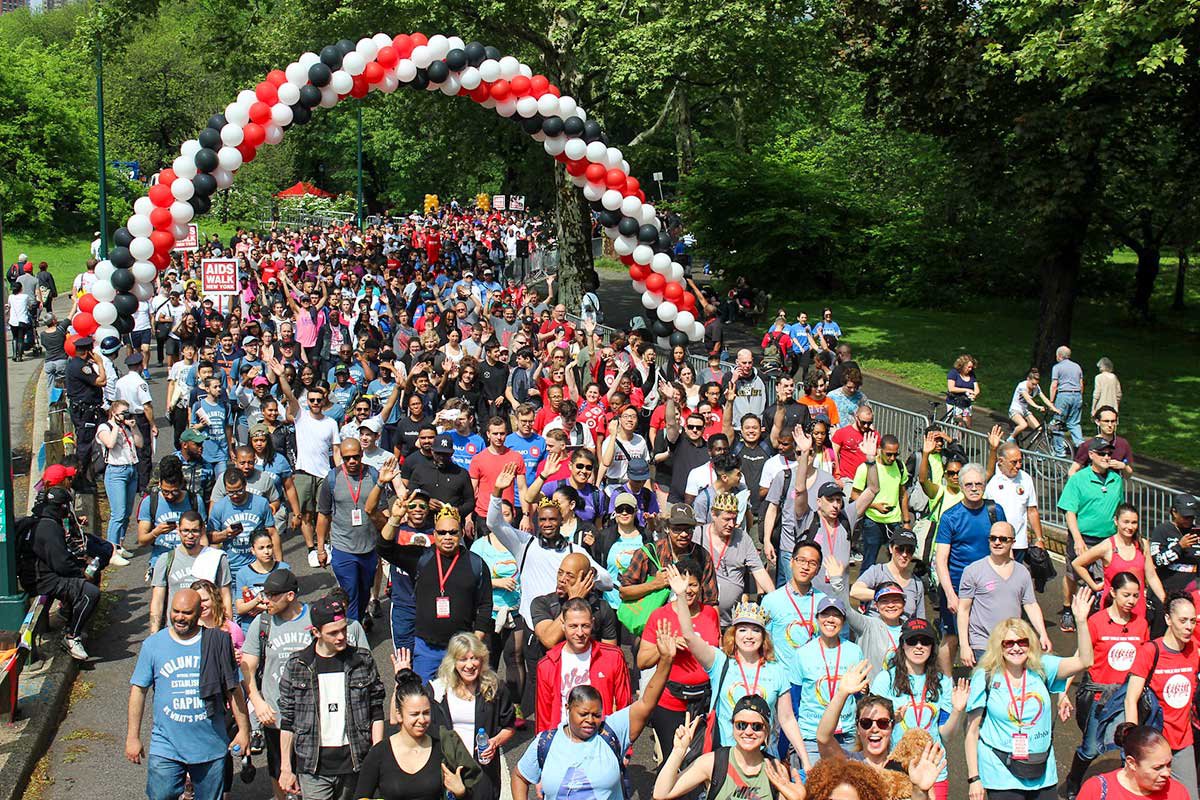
[945,354,980,427]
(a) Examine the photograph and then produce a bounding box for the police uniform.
[65,339,104,491]
[115,355,154,491]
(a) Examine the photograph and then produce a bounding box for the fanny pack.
[985,742,1050,781]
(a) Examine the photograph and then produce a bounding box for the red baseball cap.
[42,464,77,486]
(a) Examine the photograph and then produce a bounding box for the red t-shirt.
[538,319,575,346]
[1078,771,1191,800]
[644,603,721,711]
[831,425,866,480]
[468,448,526,516]
[533,405,559,434]
[1087,610,1148,685]
[578,401,610,443]
[535,454,571,483]
[1131,638,1200,749]
[649,405,667,431]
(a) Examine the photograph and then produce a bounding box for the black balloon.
[520,115,542,134]
[426,60,449,83]
[599,131,609,146]
[290,104,311,126]
[597,209,621,228]
[583,119,602,143]
[589,199,606,213]
[651,319,671,338]
[411,70,429,90]
[445,49,467,71]
[192,172,217,197]
[189,194,211,215]
[337,38,356,55]
[298,85,322,108]
[484,45,502,61]
[108,246,133,269]
[638,224,659,243]
[563,116,584,137]
[114,315,135,335]
[669,331,690,348]
[542,116,564,137]
[617,217,639,237]
[464,42,486,66]
[207,113,227,131]
[112,227,133,248]
[320,45,342,69]
[658,232,672,251]
[194,148,219,173]
[309,62,333,87]
[110,267,135,292]
[198,128,221,150]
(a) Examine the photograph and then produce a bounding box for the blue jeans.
[145,754,225,800]
[860,518,890,573]
[330,548,378,622]
[775,544,794,588]
[414,637,447,682]
[104,463,138,547]
[1054,391,1083,456]
[389,567,416,651]
[44,358,67,390]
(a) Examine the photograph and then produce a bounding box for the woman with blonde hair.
[190,578,245,655]
[965,589,1094,800]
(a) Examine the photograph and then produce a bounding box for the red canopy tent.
[275,181,335,198]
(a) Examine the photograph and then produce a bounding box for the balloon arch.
[70,32,703,347]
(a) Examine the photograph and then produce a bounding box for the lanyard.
[709,528,731,573]
[820,642,842,695]
[436,550,461,594]
[785,588,816,636]
[909,678,929,730]
[342,466,365,505]
[819,518,838,553]
[1004,670,1028,729]
[736,657,763,696]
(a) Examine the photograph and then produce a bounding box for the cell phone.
[230,522,244,535]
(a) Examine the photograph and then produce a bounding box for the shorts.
[292,471,325,514]
[164,338,181,357]
[263,725,282,779]
[130,329,151,348]
[1066,533,1104,566]
[946,403,971,419]
[938,588,957,635]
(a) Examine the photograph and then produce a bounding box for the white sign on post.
[201,258,239,296]
[508,195,526,211]
[173,224,199,252]
[652,172,664,181]
[492,194,507,211]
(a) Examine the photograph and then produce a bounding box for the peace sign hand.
[672,712,701,752]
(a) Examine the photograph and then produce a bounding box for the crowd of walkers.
[13,202,1200,800]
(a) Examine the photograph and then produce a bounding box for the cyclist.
[1007,367,1059,445]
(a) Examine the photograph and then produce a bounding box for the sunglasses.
[733,720,766,733]
[893,545,916,555]
[944,470,960,477]
[686,424,705,431]
[905,636,935,648]
[858,717,893,731]
[573,464,594,472]
[615,506,636,515]
[989,535,1014,544]
[1002,637,1030,650]
[407,502,428,510]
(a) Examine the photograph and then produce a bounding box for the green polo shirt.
[1057,467,1123,539]
[853,459,908,524]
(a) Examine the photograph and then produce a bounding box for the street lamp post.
[0,201,28,630]
[356,105,364,229]
[95,33,109,256]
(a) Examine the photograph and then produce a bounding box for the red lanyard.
[821,642,842,695]
[1004,670,1028,729]
[819,518,838,553]
[785,588,816,636]
[736,657,763,696]
[342,466,365,505]
[709,528,731,572]
[435,550,461,595]
[909,679,929,730]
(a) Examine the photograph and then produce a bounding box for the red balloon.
[554,152,570,163]
[489,80,510,101]
[242,122,265,147]
[605,169,626,189]
[151,230,175,254]
[619,254,635,265]
[377,45,398,67]
[255,81,278,105]
[624,177,640,196]
[636,189,646,202]
[72,312,98,337]
[566,159,588,177]
[664,282,684,302]
[680,293,697,311]
[393,34,414,57]
[249,101,272,124]
[628,264,650,282]
[410,32,428,46]
[458,87,469,96]
[237,142,258,163]
[585,163,607,184]
[64,334,79,358]
[266,69,287,87]
[469,85,490,103]
[510,75,531,96]
[350,75,369,98]
[362,62,385,84]
[150,207,174,230]
[77,293,98,314]
[148,183,174,208]
[150,251,170,269]
[645,273,665,293]
[158,169,178,186]
[530,75,550,96]
[547,84,561,97]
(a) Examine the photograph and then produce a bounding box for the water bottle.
[84,557,101,580]
[475,727,492,765]
[238,747,256,784]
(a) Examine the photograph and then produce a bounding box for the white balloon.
[519,63,533,78]
[557,96,578,117]
[496,98,518,117]
[563,138,587,161]
[396,60,417,82]
[91,281,116,303]
[569,173,587,188]
[674,310,695,331]
[271,103,294,127]
[133,281,155,302]
[613,236,635,256]
[298,51,321,69]
[585,142,607,164]
[180,139,201,158]
[640,204,658,225]
[582,183,604,202]
[319,85,339,107]
[622,160,631,174]
[237,89,257,107]
[574,107,587,122]
[171,222,190,240]
[285,61,309,86]
[213,167,233,189]
[479,60,500,83]
[537,94,560,117]
[601,189,623,210]
[355,38,378,62]
[170,200,194,223]
[372,33,393,51]
[651,253,672,274]
[603,226,619,240]
[667,262,684,283]
[218,146,243,171]
[220,123,244,146]
[129,237,154,261]
[330,70,353,94]
[656,301,678,323]
[426,34,449,59]
[632,280,646,293]
[94,325,119,343]
[380,74,399,93]
[480,98,497,109]
[439,75,461,95]
[411,45,432,69]
[225,103,249,126]
[132,260,157,283]
[691,321,705,341]
[127,215,153,238]
[134,196,155,217]
[459,67,481,90]
[342,51,366,76]
[632,245,654,265]
[172,156,197,180]
[605,147,623,169]
[277,82,300,106]
[620,196,642,218]
[264,124,284,144]
[516,96,538,117]
[94,259,114,281]
[171,178,194,201]
[498,56,520,79]
[447,36,466,52]
[641,291,661,310]
[542,137,566,157]
[92,301,118,326]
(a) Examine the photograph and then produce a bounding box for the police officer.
[115,351,157,492]
[97,335,122,408]
[64,336,107,493]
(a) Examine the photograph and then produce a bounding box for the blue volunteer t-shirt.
[794,638,865,738]
[233,560,291,632]
[761,585,827,684]
[517,707,631,800]
[870,668,954,781]
[137,493,205,566]
[256,452,293,489]
[130,629,229,763]
[327,383,359,424]
[935,501,1007,590]
[505,432,545,507]
[208,494,274,575]
[969,656,1065,791]
[706,651,791,746]
[449,430,485,471]
[367,378,402,424]
[192,398,229,464]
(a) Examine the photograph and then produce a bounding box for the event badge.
[436,596,451,618]
[351,508,363,526]
[1011,733,1029,760]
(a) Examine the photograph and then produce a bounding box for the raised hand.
[907,741,947,793]
[391,647,412,674]
[540,452,564,478]
[493,463,517,493]
[655,618,678,661]
[663,563,689,596]
[859,432,879,461]
[824,553,845,580]
[836,660,872,697]
[672,712,700,752]
[378,456,400,485]
[924,431,941,455]
[1070,587,1094,627]
[987,425,1004,451]
[793,425,813,454]
[764,759,806,800]
[951,678,970,712]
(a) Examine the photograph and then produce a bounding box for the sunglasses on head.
[1002,637,1030,650]
[858,717,893,731]
[733,720,765,732]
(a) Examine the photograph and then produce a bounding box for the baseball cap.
[334,363,350,375]
[251,376,270,387]
[890,528,918,549]
[899,617,937,645]
[310,595,348,629]
[42,464,77,486]
[612,493,637,512]
[668,503,698,527]
[1174,494,1200,516]
[180,429,208,443]
[100,336,122,354]
[1087,437,1115,454]
[262,569,299,595]
[816,596,847,617]
[242,335,259,346]
[248,423,270,438]
[873,582,906,604]
[626,458,651,482]
[817,481,844,500]
[432,434,454,454]
[360,418,382,434]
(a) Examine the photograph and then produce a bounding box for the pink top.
[1104,539,1148,618]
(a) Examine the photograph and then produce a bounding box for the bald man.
[956,521,1052,665]
[731,347,767,430]
[317,438,383,623]
[128,588,250,800]
[530,552,620,650]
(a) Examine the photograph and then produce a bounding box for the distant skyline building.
[2,0,74,13]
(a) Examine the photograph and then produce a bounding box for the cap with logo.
[873,582,906,604]
[432,434,455,454]
[42,464,77,486]
[1087,437,1116,454]
[817,482,844,500]
[899,617,937,645]
[180,428,209,443]
[1174,494,1200,517]
[626,457,651,482]
[816,596,847,617]
[360,418,382,434]
[310,595,347,629]
[668,503,698,527]
[889,528,918,549]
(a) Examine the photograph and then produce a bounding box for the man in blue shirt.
[208,470,279,580]
[326,364,360,425]
[446,402,485,471]
[506,404,545,514]
[1049,345,1085,456]
[787,311,814,380]
[934,462,1005,674]
[127,587,249,800]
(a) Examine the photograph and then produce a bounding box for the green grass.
[771,275,1200,471]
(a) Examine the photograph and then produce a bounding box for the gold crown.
[435,504,461,523]
[730,601,771,628]
[537,495,559,509]
[712,492,740,513]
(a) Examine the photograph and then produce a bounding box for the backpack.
[255,613,273,686]
[760,334,786,377]
[88,427,110,481]
[147,487,200,522]
[14,514,45,590]
[536,721,630,800]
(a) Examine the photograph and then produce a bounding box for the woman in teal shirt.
[470,511,524,712]
[793,595,863,767]
[965,589,1094,800]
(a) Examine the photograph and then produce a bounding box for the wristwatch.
[968,776,980,785]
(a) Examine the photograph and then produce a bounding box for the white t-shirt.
[6,293,32,326]
[168,360,194,409]
[446,688,476,752]
[295,407,341,477]
[559,648,592,721]
[115,372,153,413]
[543,418,595,449]
[72,271,97,296]
[759,454,797,494]
[1009,380,1034,416]
[317,671,350,748]
[133,301,152,332]
[985,469,1039,548]
[685,461,748,499]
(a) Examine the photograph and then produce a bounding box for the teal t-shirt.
[130,629,229,763]
[470,537,520,614]
[706,650,791,747]
[869,668,954,781]
[794,637,865,737]
[1057,470,1123,539]
[761,585,827,684]
[602,534,647,609]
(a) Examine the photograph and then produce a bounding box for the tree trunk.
[731,95,747,153]
[1174,248,1189,311]
[675,83,695,176]
[1032,234,1083,379]
[1130,243,1161,318]
[553,164,591,310]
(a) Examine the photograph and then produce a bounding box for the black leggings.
[489,619,526,711]
[649,706,687,764]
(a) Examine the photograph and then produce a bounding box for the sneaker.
[513,704,528,730]
[61,635,89,661]
[109,552,130,567]
[368,599,383,618]
[307,548,319,568]
[144,565,152,582]
[116,546,135,559]
[250,730,265,755]
[849,551,863,564]
[141,369,151,380]
[1059,608,1076,633]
